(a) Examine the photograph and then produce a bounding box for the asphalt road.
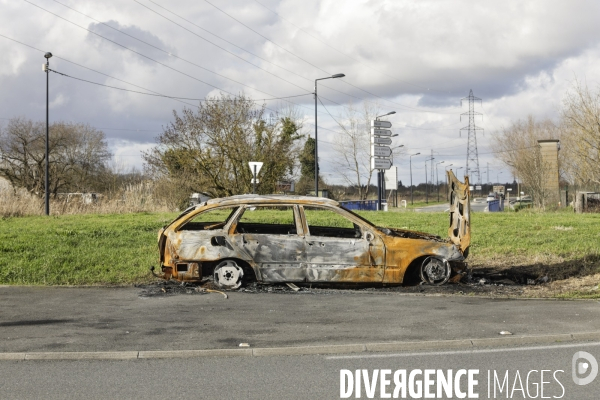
[1,286,599,353]
[2,342,599,399]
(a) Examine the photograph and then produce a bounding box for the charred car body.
[153,171,470,289]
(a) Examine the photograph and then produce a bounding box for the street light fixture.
[436,161,445,202]
[44,51,52,216]
[444,164,454,200]
[424,156,435,204]
[314,73,345,197]
[497,171,503,184]
[410,153,420,205]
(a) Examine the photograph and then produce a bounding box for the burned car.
[153,171,470,289]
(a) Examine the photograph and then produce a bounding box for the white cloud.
[1,0,600,185]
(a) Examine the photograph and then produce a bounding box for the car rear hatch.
[447,170,471,254]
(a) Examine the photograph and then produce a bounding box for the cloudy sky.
[2,0,600,188]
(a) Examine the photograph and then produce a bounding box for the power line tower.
[460,89,483,184]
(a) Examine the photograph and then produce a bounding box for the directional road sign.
[371,120,392,128]
[371,129,392,136]
[371,136,392,145]
[371,145,391,157]
[371,158,392,169]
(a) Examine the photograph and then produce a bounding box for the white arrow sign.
[371,129,392,136]
[371,136,392,145]
[371,145,391,157]
[371,158,392,170]
[371,120,392,128]
[248,161,263,175]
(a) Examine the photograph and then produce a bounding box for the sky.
[2,0,600,188]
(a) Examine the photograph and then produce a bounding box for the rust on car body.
[154,170,470,288]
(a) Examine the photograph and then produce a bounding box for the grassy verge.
[0,213,175,285]
[1,210,599,294]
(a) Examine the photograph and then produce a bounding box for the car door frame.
[228,203,306,282]
[299,204,386,283]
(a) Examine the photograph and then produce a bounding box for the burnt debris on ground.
[137,267,554,297]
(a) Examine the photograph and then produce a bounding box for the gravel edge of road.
[2,332,599,361]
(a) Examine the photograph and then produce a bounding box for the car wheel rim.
[420,257,451,285]
[214,261,244,289]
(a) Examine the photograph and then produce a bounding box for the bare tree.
[561,81,600,187]
[0,118,111,196]
[143,94,302,206]
[492,116,563,208]
[330,102,377,200]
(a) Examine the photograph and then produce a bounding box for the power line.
[205,0,461,114]
[252,0,456,96]
[141,0,363,108]
[52,0,319,102]
[48,68,311,102]
[24,0,344,120]
[135,0,352,116]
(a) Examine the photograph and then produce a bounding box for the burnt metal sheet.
[447,170,471,253]
[155,186,471,286]
[239,233,305,282]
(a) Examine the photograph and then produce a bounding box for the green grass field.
[1,209,599,287]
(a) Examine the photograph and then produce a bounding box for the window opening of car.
[179,206,238,231]
[303,206,362,238]
[236,205,297,235]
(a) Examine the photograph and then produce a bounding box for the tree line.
[492,81,600,208]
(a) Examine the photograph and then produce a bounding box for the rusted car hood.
[381,227,446,243]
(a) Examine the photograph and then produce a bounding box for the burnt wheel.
[420,256,451,285]
[213,260,244,290]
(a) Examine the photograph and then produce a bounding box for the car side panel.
[234,232,306,282]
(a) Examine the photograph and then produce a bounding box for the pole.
[436,164,440,202]
[446,172,449,201]
[377,170,382,210]
[45,57,50,216]
[425,162,428,204]
[253,165,257,194]
[410,157,413,205]
[314,81,318,197]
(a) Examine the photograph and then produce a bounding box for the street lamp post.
[314,73,345,197]
[497,171,503,184]
[425,157,435,204]
[43,52,52,216]
[375,111,395,210]
[410,153,420,205]
[444,164,453,200]
[390,143,404,208]
[436,161,445,202]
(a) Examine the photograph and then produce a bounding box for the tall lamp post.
[390,143,404,207]
[43,52,52,216]
[424,156,435,204]
[435,161,444,202]
[314,73,345,197]
[497,171,503,184]
[444,164,453,200]
[375,111,395,210]
[409,153,420,205]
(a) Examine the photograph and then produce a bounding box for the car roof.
[204,194,339,207]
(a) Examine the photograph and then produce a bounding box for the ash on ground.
[138,267,553,298]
